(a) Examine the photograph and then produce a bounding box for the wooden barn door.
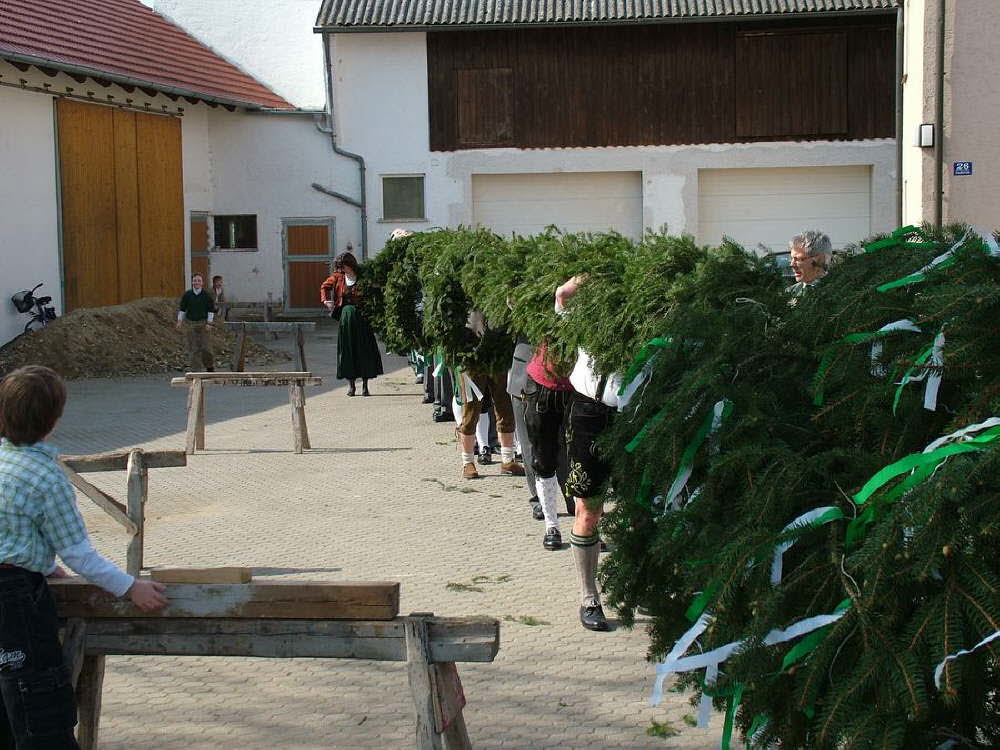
[283,220,335,312]
[57,99,184,311]
[190,213,210,280]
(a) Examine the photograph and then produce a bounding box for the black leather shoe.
[477,447,492,465]
[579,603,609,631]
[529,498,544,521]
[421,394,435,404]
[347,387,356,397]
[362,387,371,397]
[543,527,561,551]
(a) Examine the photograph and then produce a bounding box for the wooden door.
[284,222,334,311]
[190,214,210,280]
[57,99,184,311]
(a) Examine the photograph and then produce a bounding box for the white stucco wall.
[943,0,1000,228]
[143,0,326,109]
[202,109,356,303]
[0,82,61,346]
[331,32,897,255]
[901,0,932,225]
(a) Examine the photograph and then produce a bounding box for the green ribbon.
[686,580,721,622]
[633,467,653,510]
[625,407,667,453]
[876,255,958,292]
[618,336,672,395]
[721,682,746,750]
[745,714,770,750]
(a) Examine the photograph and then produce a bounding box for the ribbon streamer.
[972,225,1000,257]
[664,399,733,511]
[877,227,973,292]
[923,330,945,411]
[770,506,845,584]
[869,319,923,376]
[815,320,921,405]
[934,630,1000,689]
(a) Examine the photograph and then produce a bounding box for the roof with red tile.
[0,0,294,109]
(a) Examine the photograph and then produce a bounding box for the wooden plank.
[297,383,311,450]
[406,616,444,749]
[60,618,88,688]
[50,580,401,620]
[150,567,252,584]
[196,384,206,450]
[75,654,105,750]
[184,378,202,455]
[222,322,317,331]
[76,617,500,662]
[135,111,184,298]
[62,449,186,473]
[171,376,322,387]
[185,371,315,378]
[112,108,143,303]
[56,99,119,311]
[230,323,247,372]
[125,450,146,576]
[61,466,137,535]
[435,663,471,748]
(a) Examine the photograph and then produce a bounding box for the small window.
[382,176,425,221]
[214,215,258,249]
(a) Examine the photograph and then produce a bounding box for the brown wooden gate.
[284,221,334,311]
[190,214,210,281]
[57,99,184,311]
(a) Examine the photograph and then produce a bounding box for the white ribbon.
[462,373,483,401]
[618,357,656,410]
[870,319,922,377]
[973,225,1000,257]
[432,360,444,377]
[923,330,945,411]
[934,630,1000,689]
[770,507,840,585]
[650,608,848,705]
[650,612,711,704]
[697,663,718,728]
[922,417,1000,454]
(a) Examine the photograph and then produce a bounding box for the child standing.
[0,366,167,747]
[211,274,227,322]
[176,272,217,372]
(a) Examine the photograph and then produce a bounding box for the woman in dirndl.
[320,251,383,396]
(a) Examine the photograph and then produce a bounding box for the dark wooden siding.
[427,17,894,151]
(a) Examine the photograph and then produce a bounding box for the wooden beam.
[73,617,499,663]
[222,321,316,331]
[171,376,322,387]
[150,567,252,584]
[51,580,401,620]
[76,654,105,750]
[60,618,88,687]
[61,467,137,535]
[125,450,146,576]
[230,322,248,372]
[183,371,315,378]
[62,450,186,473]
[406,616,443,749]
[295,324,308,372]
[184,377,203,455]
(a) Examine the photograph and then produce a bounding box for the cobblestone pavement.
[55,322,722,749]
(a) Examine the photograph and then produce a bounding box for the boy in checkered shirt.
[0,366,167,747]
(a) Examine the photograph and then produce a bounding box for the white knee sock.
[461,452,475,465]
[537,475,561,529]
[500,446,515,464]
[451,397,462,423]
[476,413,489,451]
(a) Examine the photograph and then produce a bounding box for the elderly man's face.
[789,246,826,284]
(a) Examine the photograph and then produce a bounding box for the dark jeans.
[0,568,79,749]
[565,394,616,501]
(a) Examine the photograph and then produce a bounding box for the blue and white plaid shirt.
[0,438,88,573]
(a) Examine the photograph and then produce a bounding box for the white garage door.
[472,172,643,239]
[698,166,872,253]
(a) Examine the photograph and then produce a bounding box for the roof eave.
[0,49,294,111]
[313,7,898,33]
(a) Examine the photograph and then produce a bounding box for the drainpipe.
[895,4,904,227]
[933,0,946,226]
[315,33,368,260]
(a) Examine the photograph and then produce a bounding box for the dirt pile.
[0,297,289,378]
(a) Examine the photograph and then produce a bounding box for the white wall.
[331,33,897,255]
[0,83,61,346]
[144,0,326,109]
[201,109,355,303]
[901,0,933,225]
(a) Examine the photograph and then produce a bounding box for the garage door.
[472,172,643,239]
[698,166,871,253]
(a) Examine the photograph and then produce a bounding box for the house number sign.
[953,162,973,176]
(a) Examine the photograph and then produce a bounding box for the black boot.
[362,379,370,397]
[347,380,356,397]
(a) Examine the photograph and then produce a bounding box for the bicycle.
[11,283,58,334]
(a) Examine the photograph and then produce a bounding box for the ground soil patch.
[0,298,289,378]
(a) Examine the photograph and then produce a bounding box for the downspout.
[933,0,946,225]
[315,33,368,260]
[895,4,904,227]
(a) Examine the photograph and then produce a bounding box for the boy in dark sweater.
[176,273,217,372]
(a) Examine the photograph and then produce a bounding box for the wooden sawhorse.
[224,321,316,372]
[171,372,322,454]
[53,580,498,749]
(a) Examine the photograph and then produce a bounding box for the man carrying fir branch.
[786,230,832,302]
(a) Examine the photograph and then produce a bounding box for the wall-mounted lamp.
[917,123,935,148]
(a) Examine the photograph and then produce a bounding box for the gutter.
[933,0,946,225]
[895,4,904,226]
[314,34,368,261]
[0,50,288,111]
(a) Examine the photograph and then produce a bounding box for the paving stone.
[54,322,722,749]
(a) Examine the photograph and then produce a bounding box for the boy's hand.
[47,565,70,579]
[128,580,168,612]
[175,320,183,330]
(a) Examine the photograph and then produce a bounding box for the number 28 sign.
[953,162,973,176]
